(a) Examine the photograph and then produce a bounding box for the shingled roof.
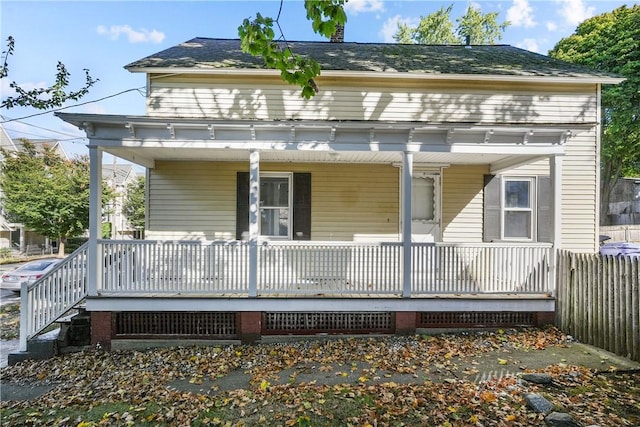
[126,37,618,80]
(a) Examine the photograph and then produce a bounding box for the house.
[604,177,640,226]
[102,162,139,239]
[0,126,67,255]
[44,37,623,349]
[0,122,18,251]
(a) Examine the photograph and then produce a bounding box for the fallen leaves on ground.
[0,302,20,340]
[0,327,637,426]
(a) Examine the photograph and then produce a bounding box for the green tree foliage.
[122,175,146,236]
[394,4,509,45]
[549,5,640,223]
[1,36,98,110]
[238,0,347,99]
[0,140,110,255]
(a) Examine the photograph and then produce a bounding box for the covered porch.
[58,114,569,297]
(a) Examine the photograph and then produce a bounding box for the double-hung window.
[502,178,534,240]
[260,173,292,239]
[484,174,550,243]
[236,171,311,241]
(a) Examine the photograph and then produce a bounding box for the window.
[412,176,435,221]
[502,178,533,239]
[260,174,291,238]
[484,175,550,243]
[236,172,311,241]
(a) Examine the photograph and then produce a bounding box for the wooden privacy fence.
[556,250,639,362]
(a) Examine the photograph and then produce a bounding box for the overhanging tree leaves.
[394,4,509,45]
[1,36,98,110]
[238,0,347,99]
[0,140,111,255]
[123,175,146,237]
[549,5,640,224]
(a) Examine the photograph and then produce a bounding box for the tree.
[393,4,509,45]
[122,175,146,238]
[238,0,347,98]
[0,140,111,256]
[1,36,98,110]
[549,5,640,224]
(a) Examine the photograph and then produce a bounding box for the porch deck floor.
[94,292,553,299]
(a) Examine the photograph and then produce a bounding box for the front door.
[411,173,441,242]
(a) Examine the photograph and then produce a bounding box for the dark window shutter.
[236,172,249,240]
[483,174,501,242]
[537,176,551,243]
[293,173,311,240]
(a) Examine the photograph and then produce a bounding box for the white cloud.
[344,0,384,15]
[546,21,558,31]
[555,0,595,26]
[516,38,540,53]
[380,15,419,43]
[507,0,536,28]
[97,25,165,44]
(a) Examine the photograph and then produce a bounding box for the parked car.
[600,242,640,258]
[0,259,62,293]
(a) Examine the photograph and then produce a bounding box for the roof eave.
[127,66,624,85]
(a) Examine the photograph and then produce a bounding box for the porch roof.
[57,112,579,170]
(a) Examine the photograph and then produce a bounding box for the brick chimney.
[330,23,344,43]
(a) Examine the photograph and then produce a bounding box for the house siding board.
[561,129,598,252]
[441,165,488,243]
[147,78,597,124]
[147,161,399,241]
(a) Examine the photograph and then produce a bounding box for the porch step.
[8,329,60,365]
[8,312,92,365]
[57,310,91,348]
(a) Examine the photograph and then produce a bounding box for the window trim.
[501,177,536,241]
[259,172,293,240]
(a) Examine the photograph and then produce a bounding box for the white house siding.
[441,165,488,243]
[146,75,597,125]
[146,161,399,241]
[144,75,599,250]
[559,128,599,252]
[147,161,237,241]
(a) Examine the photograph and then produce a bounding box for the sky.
[0,0,636,164]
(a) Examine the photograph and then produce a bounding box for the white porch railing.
[99,240,552,296]
[101,240,249,294]
[20,243,88,351]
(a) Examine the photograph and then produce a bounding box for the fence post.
[18,282,28,352]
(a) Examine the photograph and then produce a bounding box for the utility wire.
[2,118,82,139]
[0,86,145,124]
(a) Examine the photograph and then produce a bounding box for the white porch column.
[88,146,103,297]
[549,154,563,294]
[402,151,413,298]
[248,150,260,297]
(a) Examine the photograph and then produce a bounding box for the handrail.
[19,242,89,351]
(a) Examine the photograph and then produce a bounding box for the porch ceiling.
[57,113,585,169]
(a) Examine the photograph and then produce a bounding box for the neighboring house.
[604,178,640,226]
[0,123,18,251]
[102,163,139,239]
[0,129,69,255]
[50,37,621,349]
